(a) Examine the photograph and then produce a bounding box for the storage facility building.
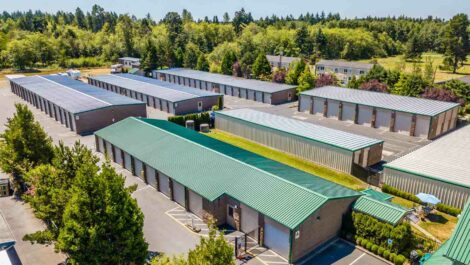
[299,86,460,139]
[383,125,470,209]
[8,75,146,135]
[88,74,222,115]
[215,109,384,174]
[153,68,297,105]
[95,117,362,263]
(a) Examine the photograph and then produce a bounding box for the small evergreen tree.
[195,54,209,71]
[285,59,306,85]
[251,52,271,80]
[297,65,315,93]
[183,42,201,69]
[141,39,159,75]
[0,104,54,189]
[392,73,427,97]
[221,51,237,75]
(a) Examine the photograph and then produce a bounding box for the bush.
[366,242,373,251]
[383,250,390,260]
[59,56,106,68]
[361,238,368,248]
[436,203,462,216]
[382,184,421,204]
[356,237,363,245]
[389,253,397,262]
[378,247,385,256]
[394,254,406,265]
[371,245,379,254]
[168,112,211,131]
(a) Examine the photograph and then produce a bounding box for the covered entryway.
[189,190,204,218]
[124,152,132,171]
[158,172,171,197]
[415,115,430,138]
[264,217,290,259]
[395,112,412,134]
[241,204,259,241]
[134,158,144,181]
[375,109,392,130]
[173,181,186,207]
[341,102,355,123]
[357,105,373,126]
[146,165,158,189]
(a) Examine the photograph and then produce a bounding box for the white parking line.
[349,253,366,265]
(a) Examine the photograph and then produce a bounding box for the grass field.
[358,52,470,82]
[206,129,367,191]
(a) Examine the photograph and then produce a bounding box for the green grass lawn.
[358,52,470,82]
[206,129,367,191]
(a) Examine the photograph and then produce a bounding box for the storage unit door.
[105,141,113,160]
[124,152,132,171]
[115,147,123,165]
[169,103,175,114]
[98,137,105,153]
[299,95,311,112]
[233,88,240,97]
[161,100,168,112]
[155,98,161,110]
[255,91,263,102]
[313,98,324,115]
[226,86,232,96]
[263,93,272,104]
[327,100,340,118]
[146,166,157,189]
[240,89,247,99]
[415,115,430,138]
[248,90,255,100]
[357,105,373,126]
[134,159,144,181]
[375,109,392,129]
[241,204,259,240]
[395,112,412,134]
[189,190,203,217]
[342,103,355,122]
[264,217,290,259]
[158,173,171,197]
[173,181,186,207]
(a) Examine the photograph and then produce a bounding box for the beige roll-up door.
[189,190,203,218]
[173,181,186,207]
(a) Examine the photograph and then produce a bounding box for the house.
[8,74,146,135]
[94,117,363,263]
[266,55,300,70]
[383,125,470,209]
[153,68,297,105]
[0,173,10,197]
[315,60,374,85]
[118,57,140,69]
[299,86,460,139]
[88,74,223,115]
[215,108,383,174]
[424,199,470,265]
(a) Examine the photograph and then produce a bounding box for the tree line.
[0,104,234,265]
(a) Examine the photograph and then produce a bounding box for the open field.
[206,129,367,191]
[359,52,470,82]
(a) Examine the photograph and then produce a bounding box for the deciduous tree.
[442,14,470,73]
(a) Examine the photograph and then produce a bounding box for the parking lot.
[299,239,390,265]
[223,95,430,162]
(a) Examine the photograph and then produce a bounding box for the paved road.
[299,239,390,265]
[223,96,430,162]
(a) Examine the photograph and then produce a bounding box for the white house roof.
[316,60,374,70]
[385,125,470,189]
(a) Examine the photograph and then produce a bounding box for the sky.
[1,0,469,20]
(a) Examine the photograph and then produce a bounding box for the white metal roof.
[155,68,297,93]
[316,60,374,70]
[385,125,470,188]
[216,108,383,151]
[301,86,460,116]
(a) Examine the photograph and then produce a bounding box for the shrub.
[361,239,368,248]
[394,254,406,265]
[356,237,363,245]
[382,184,421,204]
[371,245,379,254]
[389,253,397,262]
[383,250,390,260]
[378,247,385,256]
[366,242,373,251]
[436,203,462,216]
[168,112,211,131]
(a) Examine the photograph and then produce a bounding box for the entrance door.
[227,205,237,228]
[197,101,203,112]
[241,204,259,241]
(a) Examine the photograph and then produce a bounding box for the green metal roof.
[423,241,452,265]
[360,188,393,201]
[445,199,470,264]
[353,195,410,226]
[95,117,361,229]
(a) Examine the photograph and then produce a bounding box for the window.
[198,102,202,107]
[344,69,348,74]
[334,68,338,73]
[359,70,365,74]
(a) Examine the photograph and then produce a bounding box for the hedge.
[168,112,211,131]
[355,237,405,264]
[382,184,463,216]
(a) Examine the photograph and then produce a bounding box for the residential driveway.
[299,239,390,265]
[223,96,430,162]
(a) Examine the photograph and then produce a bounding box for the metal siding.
[395,112,412,134]
[342,102,355,123]
[173,181,186,207]
[264,217,290,259]
[327,99,340,119]
[357,105,372,125]
[216,115,354,173]
[299,95,311,112]
[375,109,392,130]
[383,168,470,209]
[415,115,430,138]
[313,98,324,115]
